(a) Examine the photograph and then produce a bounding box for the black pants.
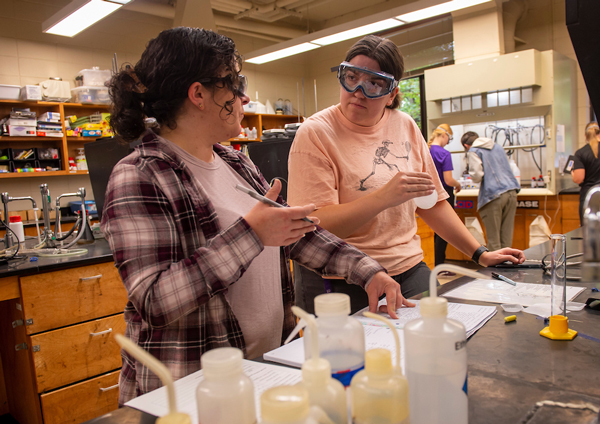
[434,186,455,266]
[293,261,435,315]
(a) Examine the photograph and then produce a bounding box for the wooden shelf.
[0,170,88,179]
[0,136,63,142]
[0,100,109,178]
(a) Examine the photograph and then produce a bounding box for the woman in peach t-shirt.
[288,35,525,314]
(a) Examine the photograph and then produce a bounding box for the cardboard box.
[9,118,37,127]
[8,125,36,136]
[20,85,42,101]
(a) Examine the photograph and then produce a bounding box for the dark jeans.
[434,186,455,266]
[293,261,436,315]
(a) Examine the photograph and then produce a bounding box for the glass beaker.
[550,234,567,317]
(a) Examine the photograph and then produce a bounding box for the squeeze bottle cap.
[261,385,309,423]
[201,347,243,379]
[362,311,402,373]
[426,264,484,317]
[291,306,331,386]
[9,216,22,223]
[365,348,392,375]
[314,293,350,316]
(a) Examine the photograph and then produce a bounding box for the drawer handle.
[80,274,102,282]
[90,328,112,337]
[99,383,119,392]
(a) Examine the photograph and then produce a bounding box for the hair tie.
[125,65,148,94]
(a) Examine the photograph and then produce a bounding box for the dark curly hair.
[109,27,243,142]
[344,35,404,109]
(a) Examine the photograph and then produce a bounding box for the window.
[398,75,427,139]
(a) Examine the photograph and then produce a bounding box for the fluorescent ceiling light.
[311,18,405,46]
[396,0,491,23]
[246,42,321,64]
[43,0,130,37]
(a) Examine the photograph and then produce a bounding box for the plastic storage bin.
[77,68,111,87]
[0,84,21,100]
[71,86,110,104]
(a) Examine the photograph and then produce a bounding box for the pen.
[491,272,517,286]
[235,184,314,224]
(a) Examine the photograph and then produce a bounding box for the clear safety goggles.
[437,126,453,141]
[337,62,398,99]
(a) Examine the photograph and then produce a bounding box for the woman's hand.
[479,248,525,267]
[366,271,415,319]
[454,181,462,194]
[375,170,435,209]
[244,179,319,247]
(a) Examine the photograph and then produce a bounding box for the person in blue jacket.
[461,131,520,251]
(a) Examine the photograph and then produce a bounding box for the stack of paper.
[263,299,497,370]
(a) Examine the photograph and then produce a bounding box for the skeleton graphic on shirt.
[359,140,411,191]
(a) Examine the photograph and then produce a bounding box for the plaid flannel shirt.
[101,130,385,404]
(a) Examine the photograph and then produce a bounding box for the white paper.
[125,360,301,423]
[442,279,585,307]
[263,324,406,371]
[263,299,497,369]
[355,299,497,339]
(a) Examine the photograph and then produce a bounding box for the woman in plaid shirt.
[102,27,413,404]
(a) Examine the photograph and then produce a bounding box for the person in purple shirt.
[428,124,462,268]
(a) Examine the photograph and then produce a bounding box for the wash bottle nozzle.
[291,306,347,424]
[421,264,484,317]
[115,334,191,424]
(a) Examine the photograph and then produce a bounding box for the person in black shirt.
[572,121,600,224]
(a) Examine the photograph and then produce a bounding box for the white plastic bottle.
[350,312,410,424]
[304,293,365,387]
[260,386,311,424]
[8,216,25,243]
[251,127,258,139]
[292,306,347,424]
[404,264,481,424]
[196,347,256,424]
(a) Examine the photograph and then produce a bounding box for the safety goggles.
[199,74,248,96]
[337,62,398,99]
[437,126,453,141]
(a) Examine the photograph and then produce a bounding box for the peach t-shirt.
[288,105,447,276]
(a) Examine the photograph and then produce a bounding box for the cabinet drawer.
[20,261,128,334]
[40,370,120,424]
[33,314,125,392]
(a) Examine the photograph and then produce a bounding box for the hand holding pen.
[239,180,319,247]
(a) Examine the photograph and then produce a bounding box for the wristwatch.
[471,245,489,265]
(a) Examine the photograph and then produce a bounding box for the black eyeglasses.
[199,74,248,96]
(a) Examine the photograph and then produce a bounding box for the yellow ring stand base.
[540,315,577,340]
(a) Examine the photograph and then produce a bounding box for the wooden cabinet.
[0,100,109,180]
[0,261,127,424]
[417,216,435,269]
[446,195,572,261]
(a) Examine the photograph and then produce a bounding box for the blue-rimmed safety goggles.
[337,62,398,99]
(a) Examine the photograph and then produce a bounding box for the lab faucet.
[39,184,88,248]
[582,185,600,281]
[1,192,37,248]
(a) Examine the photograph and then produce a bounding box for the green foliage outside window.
[398,77,421,130]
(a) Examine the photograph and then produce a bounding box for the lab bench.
[0,239,127,423]
[83,228,600,424]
